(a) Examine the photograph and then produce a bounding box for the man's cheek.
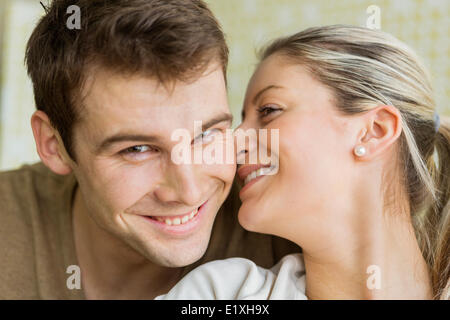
[213,163,236,186]
[106,181,149,215]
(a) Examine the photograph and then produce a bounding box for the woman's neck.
[300,187,433,300]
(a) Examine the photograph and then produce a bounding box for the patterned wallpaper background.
[0,0,448,170]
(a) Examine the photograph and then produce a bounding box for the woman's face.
[237,54,361,248]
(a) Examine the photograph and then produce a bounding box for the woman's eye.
[257,104,281,118]
[193,128,221,144]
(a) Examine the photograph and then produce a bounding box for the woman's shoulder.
[155,253,307,300]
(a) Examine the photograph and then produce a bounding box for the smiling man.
[0,0,298,299]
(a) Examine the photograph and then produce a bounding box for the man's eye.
[119,145,159,162]
[193,128,221,144]
[120,145,159,155]
[122,145,153,154]
[257,104,281,118]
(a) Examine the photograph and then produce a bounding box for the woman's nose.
[234,127,259,165]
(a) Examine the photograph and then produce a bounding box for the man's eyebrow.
[95,113,233,154]
[96,133,160,154]
[201,113,233,131]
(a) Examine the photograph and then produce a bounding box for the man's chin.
[146,244,209,268]
[126,232,211,267]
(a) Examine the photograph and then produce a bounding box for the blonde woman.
[156,25,450,300]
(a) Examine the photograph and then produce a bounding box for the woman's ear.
[31,110,73,175]
[354,105,402,161]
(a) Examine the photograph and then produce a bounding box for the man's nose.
[154,163,204,206]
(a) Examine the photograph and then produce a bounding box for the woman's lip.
[239,174,265,198]
[237,164,272,182]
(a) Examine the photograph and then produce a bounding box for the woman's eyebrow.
[242,85,284,120]
[252,85,283,105]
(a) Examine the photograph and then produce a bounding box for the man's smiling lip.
[143,201,207,218]
[142,201,209,235]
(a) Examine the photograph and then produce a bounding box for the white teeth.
[155,208,199,226]
[244,165,277,185]
[189,208,198,219]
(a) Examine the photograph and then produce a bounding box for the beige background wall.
[0,0,448,170]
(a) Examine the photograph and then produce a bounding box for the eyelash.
[257,104,281,118]
[119,127,222,156]
[192,128,222,144]
[120,145,158,154]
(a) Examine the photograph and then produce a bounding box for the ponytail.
[429,116,450,299]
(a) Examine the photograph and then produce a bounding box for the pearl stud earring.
[354,145,366,157]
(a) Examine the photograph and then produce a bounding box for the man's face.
[70,64,235,267]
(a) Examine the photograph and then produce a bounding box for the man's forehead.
[82,62,226,101]
[80,100,230,141]
[75,68,230,148]
[82,65,227,111]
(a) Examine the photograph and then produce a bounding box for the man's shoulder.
[0,162,76,299]
[0,161,75,239]
[0,161,68,189]
[0,162,73,214]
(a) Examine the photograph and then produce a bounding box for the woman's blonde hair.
[260,25,449,299]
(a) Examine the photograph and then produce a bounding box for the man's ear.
[31,110,73,175]
[356,105,402,160]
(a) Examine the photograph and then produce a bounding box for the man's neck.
[72,186,184,299]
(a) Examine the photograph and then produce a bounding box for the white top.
[155,254,308,300]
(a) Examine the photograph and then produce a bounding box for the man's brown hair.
[26,0,228,160]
